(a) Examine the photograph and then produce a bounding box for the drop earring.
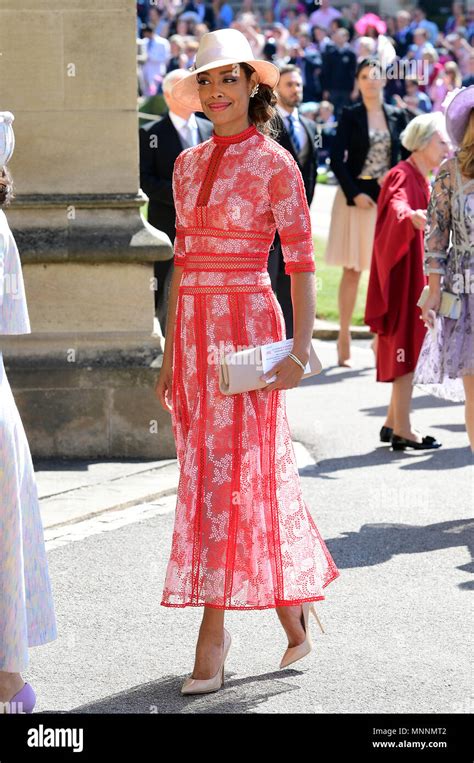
[250,83,260,98]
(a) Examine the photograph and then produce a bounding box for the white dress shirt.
[169,111,200,148]
[276,103,307,154]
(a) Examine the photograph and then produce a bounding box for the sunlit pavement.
[30,337,472,714]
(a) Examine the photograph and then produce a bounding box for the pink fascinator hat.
[171,28,280,112]
[0,111,15,168]
[442,85,474,148]
[355,13,387,36]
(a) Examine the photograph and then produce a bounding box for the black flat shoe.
[391,434,442,451]
[380,426,393,443]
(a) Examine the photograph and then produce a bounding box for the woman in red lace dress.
[155,29,340,694]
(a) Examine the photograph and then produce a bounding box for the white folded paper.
[261,339,311,382]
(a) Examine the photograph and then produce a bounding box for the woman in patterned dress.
[413,86,474,452]
[155,29,340,694]
[0,112,57,713]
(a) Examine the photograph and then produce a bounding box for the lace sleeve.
[268,149,315,275]
[172,153,186,267]
[424,161,452,276]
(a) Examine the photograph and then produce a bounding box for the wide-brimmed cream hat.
[171,29,280,111]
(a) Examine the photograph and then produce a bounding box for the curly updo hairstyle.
[239,62,281,140]
[0,165,14,207]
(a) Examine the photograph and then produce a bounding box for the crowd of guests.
[136,0,474,124]
[137,4,474,454]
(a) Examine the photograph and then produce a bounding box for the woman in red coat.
[365,113,450,450]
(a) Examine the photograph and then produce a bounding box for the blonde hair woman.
[414,85,474,452]
[365,112,450,449]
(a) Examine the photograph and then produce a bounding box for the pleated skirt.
[324,187,378,272]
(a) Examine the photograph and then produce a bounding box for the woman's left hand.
[260,355,305,391]
[421,289,441,327]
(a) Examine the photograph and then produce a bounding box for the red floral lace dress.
[160,122,340,610]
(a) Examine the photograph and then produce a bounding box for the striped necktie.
[287,113,301,153]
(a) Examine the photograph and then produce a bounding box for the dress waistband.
[183,251,269,272]
[179,283,273,294]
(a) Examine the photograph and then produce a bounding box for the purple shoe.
[6,682,36,713]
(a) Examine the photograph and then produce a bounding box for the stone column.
[0,0,176,458]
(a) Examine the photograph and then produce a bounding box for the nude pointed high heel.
[310,602,325,635]
[181,627,232,695]
[279,602,325,670]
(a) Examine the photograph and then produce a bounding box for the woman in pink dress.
[155,29,340,695]
[429,61,463,112]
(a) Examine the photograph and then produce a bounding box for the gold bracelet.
[288,352,305,371]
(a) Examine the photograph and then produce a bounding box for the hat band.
[195,54,254,69]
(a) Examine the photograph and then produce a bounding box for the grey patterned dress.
[413,154,474,402]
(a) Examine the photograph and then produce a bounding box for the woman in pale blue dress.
[0,112,57,712]
[413,86,474,452]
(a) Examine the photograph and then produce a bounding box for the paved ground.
[28,338,473,714]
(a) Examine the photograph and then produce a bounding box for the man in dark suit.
[287,34,323,102]
[139,70,212,335]
[268,63,319,338]
[321,28,357,121]
[182,0,215,31]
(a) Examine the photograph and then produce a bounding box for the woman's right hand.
[410,209,427,230]
[354,193,376,209]
[155,360,173,414]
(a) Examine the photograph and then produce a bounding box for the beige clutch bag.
[417,285,462,319]
[219,339,323,395]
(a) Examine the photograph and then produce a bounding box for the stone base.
[3,351,177,459]
[1,189,176,458]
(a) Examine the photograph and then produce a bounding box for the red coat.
[365,160,431,382]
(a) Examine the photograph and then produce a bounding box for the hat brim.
[446,85,474,147]
[170,59,280,111]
